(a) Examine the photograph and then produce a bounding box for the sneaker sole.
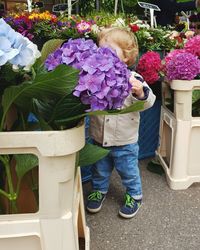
[118,204,142,219]
[86,196,106,213]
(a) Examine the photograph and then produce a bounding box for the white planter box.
[0,123,90,250]
[157,80,200,190]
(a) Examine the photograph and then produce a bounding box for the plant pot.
[157,80,200,189]
[0,122,90,250]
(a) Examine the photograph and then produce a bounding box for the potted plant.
[157,34,200,190]
[162,35,200,116]
[0,18,145,249]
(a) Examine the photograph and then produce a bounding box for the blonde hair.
[98,27,139,66]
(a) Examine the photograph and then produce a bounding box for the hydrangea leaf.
[15,154,38,179]
[40,39,65,64]
[1,64,79,130]
[54,101,145,127]
[78,143,110,167]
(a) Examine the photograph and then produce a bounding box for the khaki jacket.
[89,72,156,147]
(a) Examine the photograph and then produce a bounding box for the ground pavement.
[82,158,200,250]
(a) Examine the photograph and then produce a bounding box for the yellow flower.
[28,11,52,20]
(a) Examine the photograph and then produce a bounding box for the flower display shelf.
[157,80,200,190]
[0,123,90,250]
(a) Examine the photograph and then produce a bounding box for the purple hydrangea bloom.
[61,38,98,69]
[45,38,98,71]
[166,52,200,81]
[45,38,131,111]
[45,48,63,71]
[74,47,131,111]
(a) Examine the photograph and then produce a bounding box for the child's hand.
[129,75,145,99]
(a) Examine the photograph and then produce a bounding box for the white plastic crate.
[157,80,200,190]
[0,123,90,250]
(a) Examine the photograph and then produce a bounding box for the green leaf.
[34,94,88,129]
[15,154,38,179]
[31,65,79,98]
[54,101,145,125]
[40,39,65,63]
[32,58,46,75]
[1,65,79,130]
[192,90,200,104]
[78,143,110,167]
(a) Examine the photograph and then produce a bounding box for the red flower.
[129,24,140,33]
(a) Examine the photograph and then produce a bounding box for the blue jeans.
[91,143,142,199]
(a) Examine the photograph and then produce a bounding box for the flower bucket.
[0,122,90,250]
[157,80,200,189]
[138,100,161,160]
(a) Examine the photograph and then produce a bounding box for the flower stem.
[0,188,10,199]
[20,111,26,130]
[0,155,18,213]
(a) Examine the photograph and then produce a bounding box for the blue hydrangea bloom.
[0,19,19,66]
[0,18,40,67]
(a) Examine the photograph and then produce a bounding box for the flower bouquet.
[0,18,144,213]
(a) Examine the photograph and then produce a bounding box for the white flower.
[91,24,100,34]
[168,31,180,39]
[143,31,151,38]
[112,18,126,27]
[12,64,19,71]
[185,30,195,39]
[138,23,150,29]
[132,20,143,25]
[132,20,150,29]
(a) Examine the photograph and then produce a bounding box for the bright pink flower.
[76,20,91,34]
[136,51,161,84]
[166,52,200,80]
[184,35,200,57]
[162,49,186,73]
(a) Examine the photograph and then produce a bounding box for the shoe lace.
[125,193,135,208]
[88,191,103,201]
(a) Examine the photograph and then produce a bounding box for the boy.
[87,27,156,219]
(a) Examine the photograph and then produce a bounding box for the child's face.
[99,37,128,64]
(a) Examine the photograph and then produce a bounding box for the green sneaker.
[86,191,106,213]
[119,193,142,219]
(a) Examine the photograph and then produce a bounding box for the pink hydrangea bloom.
[162,49,186,73]
[184,35,200,57]
[164,49,186,65]
[136,51,161,84]
[166,52,200,80]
